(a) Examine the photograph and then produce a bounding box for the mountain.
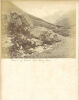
[1,1,76,58]
[2,1,72,36]
[55,10,76,26]
[2,1,56,28]
[43,11,65,24]
[55,10,76,38]
[44,10,76,37]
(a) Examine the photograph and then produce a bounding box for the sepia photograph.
[1,1,78,100]
[1,0,76,58]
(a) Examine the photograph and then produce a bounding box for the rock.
[34,46,44,53]
[31,38,43,46]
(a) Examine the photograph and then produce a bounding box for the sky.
[12,1,75,23]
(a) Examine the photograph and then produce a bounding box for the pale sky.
[12,1,75,22]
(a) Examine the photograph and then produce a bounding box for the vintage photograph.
[1,0,76,58]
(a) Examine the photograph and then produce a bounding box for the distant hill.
[43,10,76,36]
[55,10,76,27]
